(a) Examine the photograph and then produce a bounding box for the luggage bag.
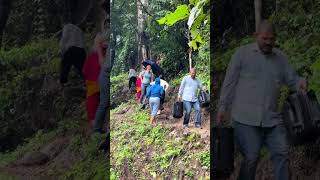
[212,127,234,178]
[173,101,183,118]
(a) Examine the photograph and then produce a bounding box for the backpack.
[282,90,320,146]
[198,90,210,107]
[172,101,183,118]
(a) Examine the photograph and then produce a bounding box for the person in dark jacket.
[146,77,164,125]
[59,23,86,85]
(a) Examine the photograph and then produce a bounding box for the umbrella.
[142,60,154,67]
[142,60,161,76]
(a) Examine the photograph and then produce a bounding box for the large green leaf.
[157,4,190,26]
[188,31,203,50]
[189,0,199,5]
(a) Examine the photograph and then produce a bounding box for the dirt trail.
[129,85,211,137]
[0,120,92,180]
[111,103,210,179]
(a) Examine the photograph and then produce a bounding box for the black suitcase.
[303,91,320,128]
[212,127,234,178]
[172,101,183,118]
[198,90,210,107]
[282,91,320,145]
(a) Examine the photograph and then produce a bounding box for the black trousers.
[60,46,86,84]
[129,76,137,89]
[160,91,165,110]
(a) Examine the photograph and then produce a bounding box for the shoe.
[195,124,201,128]
[150,117,154,124]
[140,104,145,109]
[183,124,188,128]
[157,110,161,115]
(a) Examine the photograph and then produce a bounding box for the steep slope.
[110,74,210,179]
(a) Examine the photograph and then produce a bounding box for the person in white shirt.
[178,68,205,128]
[150,75,169,115]
[128,68,137,89]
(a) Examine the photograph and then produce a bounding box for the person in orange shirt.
[82,33,107,127]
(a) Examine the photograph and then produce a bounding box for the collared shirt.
[179,75,204,102]
[218,43,302,127]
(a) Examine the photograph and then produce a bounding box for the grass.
[0,173,15,180]
[0,115,108,179]
[60,133,108,180]
[0,36,109,179]
[0,130,57,167]
[110,60,211,178]
[111,74,128,96]
[111,101,210,179]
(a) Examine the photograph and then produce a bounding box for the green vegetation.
[110,1,211,174]
[61,133,108,180]
[214,0,320,107]
[0,38,61,152]
[214,0,320,178]
[110,74,210,178]
[0,35,108,178]
[111,74,127,96]
[0,116,108,179]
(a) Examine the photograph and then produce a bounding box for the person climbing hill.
[150,75,169,115]
[59,23,86,86]
[139,65,154,109]
[136,74,142,102]
[128,67,137,89]
[82,33,107,127]
[178,68,206,129]
[146,77,164,125]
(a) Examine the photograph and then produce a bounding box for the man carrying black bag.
[216,20,307,180]
[178,68,206,128]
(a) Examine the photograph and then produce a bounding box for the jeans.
[183,100,201,126]
[140,84,149,104]
[93,65,108,132]
[234,121,289,180]
[149,97,160,117]
[160,91,165,109]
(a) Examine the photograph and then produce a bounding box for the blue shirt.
[141,71,153,85]
[146,78,164,98]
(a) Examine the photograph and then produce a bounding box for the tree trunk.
[188,48,192,71]
[254,0,262,32]
[0,0,11,48]
[137,0,150,69]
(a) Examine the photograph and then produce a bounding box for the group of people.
[128,58,168,125]
[129,59,206,128]
[59,23,109,134]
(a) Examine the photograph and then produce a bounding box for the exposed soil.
[111,85,211,179]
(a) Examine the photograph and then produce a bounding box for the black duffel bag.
[198,90,210,107]
[212,127,234,178]
[282,90,320,146]
[172,101,183,118]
